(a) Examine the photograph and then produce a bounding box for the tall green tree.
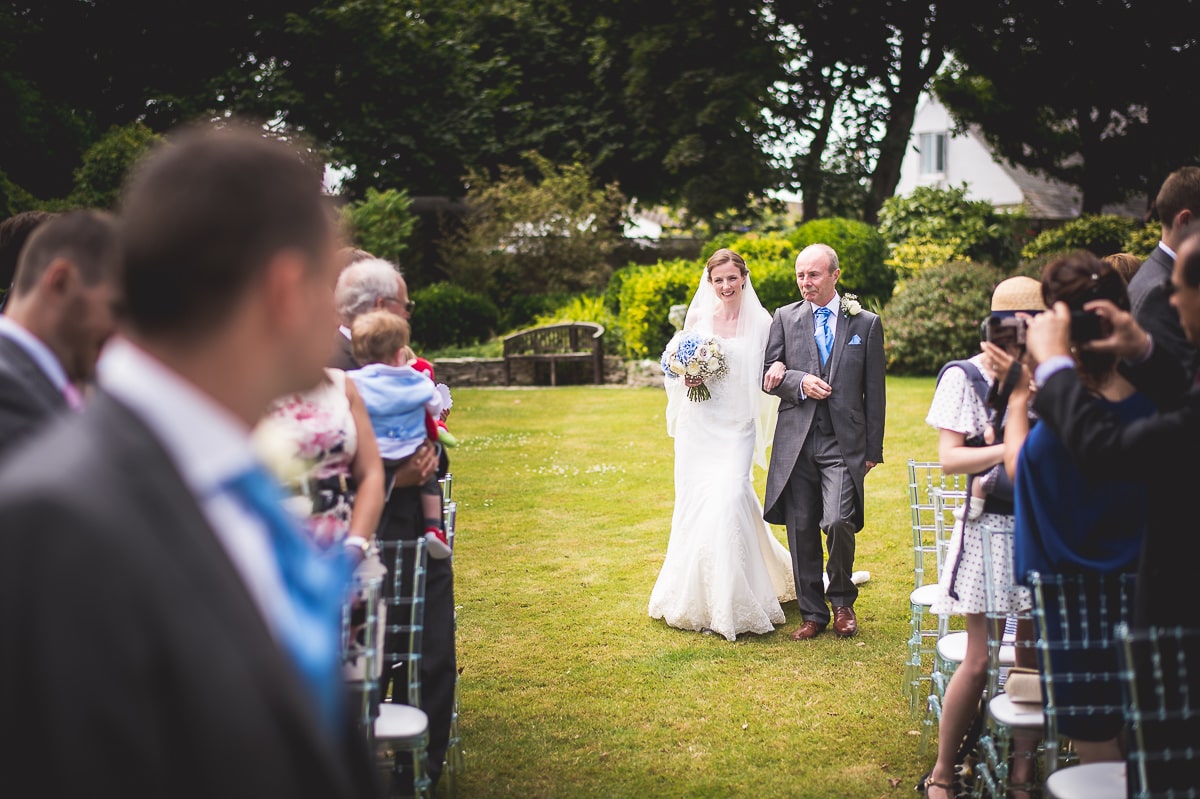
[772,0,949,224]
[1,0,320,202]
[935,0,1200,214]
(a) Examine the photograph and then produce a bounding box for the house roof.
[967,127,1146,221]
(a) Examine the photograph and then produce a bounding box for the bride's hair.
[706,248,748,279]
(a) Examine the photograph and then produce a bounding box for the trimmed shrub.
[409,282,500,351]
[1123,222,1159,260]
[883,260,1007,375]
[788,218,895,306]
[879,184,1027,270]
[616,259,700,359]
[886,235,970,287]
[1021,214,1138,260]
[341,187,419,268]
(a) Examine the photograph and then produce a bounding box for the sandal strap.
[922,777,955,797]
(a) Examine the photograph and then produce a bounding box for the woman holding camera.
[919,276,1044,799]
[999,251,1154,767]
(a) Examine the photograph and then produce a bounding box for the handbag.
[1003,666,1043,706]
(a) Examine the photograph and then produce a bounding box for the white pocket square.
[849,334,862,345]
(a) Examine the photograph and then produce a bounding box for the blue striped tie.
[223,464,351,736]
[815,306,833,366]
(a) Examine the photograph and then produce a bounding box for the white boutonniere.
[840,293,862,316]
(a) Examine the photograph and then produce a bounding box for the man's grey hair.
[796,243,839,274]
[334,256,403,324]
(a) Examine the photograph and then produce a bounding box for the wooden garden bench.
[502,322,605,386]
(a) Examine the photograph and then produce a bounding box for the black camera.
[982,315,1026,351]
[1069,309,1111,342]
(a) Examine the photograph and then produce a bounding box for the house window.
[918,132,946,175]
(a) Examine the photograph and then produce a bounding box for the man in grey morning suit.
[0,123,381,799]
[0,210,121,459]
[762,243,886,640]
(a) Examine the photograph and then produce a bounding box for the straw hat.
[991,276,1045,312]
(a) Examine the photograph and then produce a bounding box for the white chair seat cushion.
[910,583,941,606]
[986,692,1043,729]
[936,631,969,663]
[1044,761,1124,799]
[374,702,430,740]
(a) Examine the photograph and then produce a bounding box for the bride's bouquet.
[661,330,729,401]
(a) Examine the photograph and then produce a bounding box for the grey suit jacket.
[0,394,380,799]
[761,299,886,527]
[0,334,67,461]
[1128,245,1199,376]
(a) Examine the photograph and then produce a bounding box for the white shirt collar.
[1159,240,1177,261]
[96,336,257,495]
[338,324,351,340]
[0,315,70,391]
[812,293,841,315]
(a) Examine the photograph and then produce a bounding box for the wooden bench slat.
[502,322,605,385]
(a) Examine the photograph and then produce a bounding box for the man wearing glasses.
[1127,165,1200,376]
[331,256,415,370]
[331,253,456,792]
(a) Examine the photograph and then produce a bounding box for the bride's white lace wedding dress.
[648,334,796,641]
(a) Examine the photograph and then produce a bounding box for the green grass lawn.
[443,376,940,798]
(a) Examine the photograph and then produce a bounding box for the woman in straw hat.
[917,276,1044,798]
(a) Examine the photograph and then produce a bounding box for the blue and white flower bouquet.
[661,330,729,402]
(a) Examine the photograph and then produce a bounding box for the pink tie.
[62,382,84,411]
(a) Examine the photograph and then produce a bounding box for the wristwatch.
[344,535,370,560]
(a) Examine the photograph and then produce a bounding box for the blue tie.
[223,464,351,737]
[814,306,833,366]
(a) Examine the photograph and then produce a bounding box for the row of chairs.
[343,472,461,799]
[906,460,1200,798]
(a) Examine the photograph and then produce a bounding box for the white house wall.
[894,96,1024,209]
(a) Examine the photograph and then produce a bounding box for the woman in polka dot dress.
[917,276,1043,799]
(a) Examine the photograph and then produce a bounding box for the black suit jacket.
[331,330,360,371]
[0,334,67,461]
[1033,348,1196,628]
[0,394,381,799]
[1129,246,1200,376]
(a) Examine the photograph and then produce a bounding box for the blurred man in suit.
[1127,165,1200,375]
[0,210,57,313]
[1025,219,1200,629]
[0,209,121,459]
[762,243,886,640]
[0,121,380,798]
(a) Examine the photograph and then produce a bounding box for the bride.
[648,248,796,641]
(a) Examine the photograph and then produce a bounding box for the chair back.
[907,460,964,588]
[379,536,429,708]
[1028,571,1135,773]
[1115,623,1200,798]
[341,563,386,737]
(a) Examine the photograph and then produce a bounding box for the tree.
[68,123,162,210]
[0,0,322,202]
[771,1,950,224]
[340,188,418,271]
[935,0,1200,214]
[438,151,629,303]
